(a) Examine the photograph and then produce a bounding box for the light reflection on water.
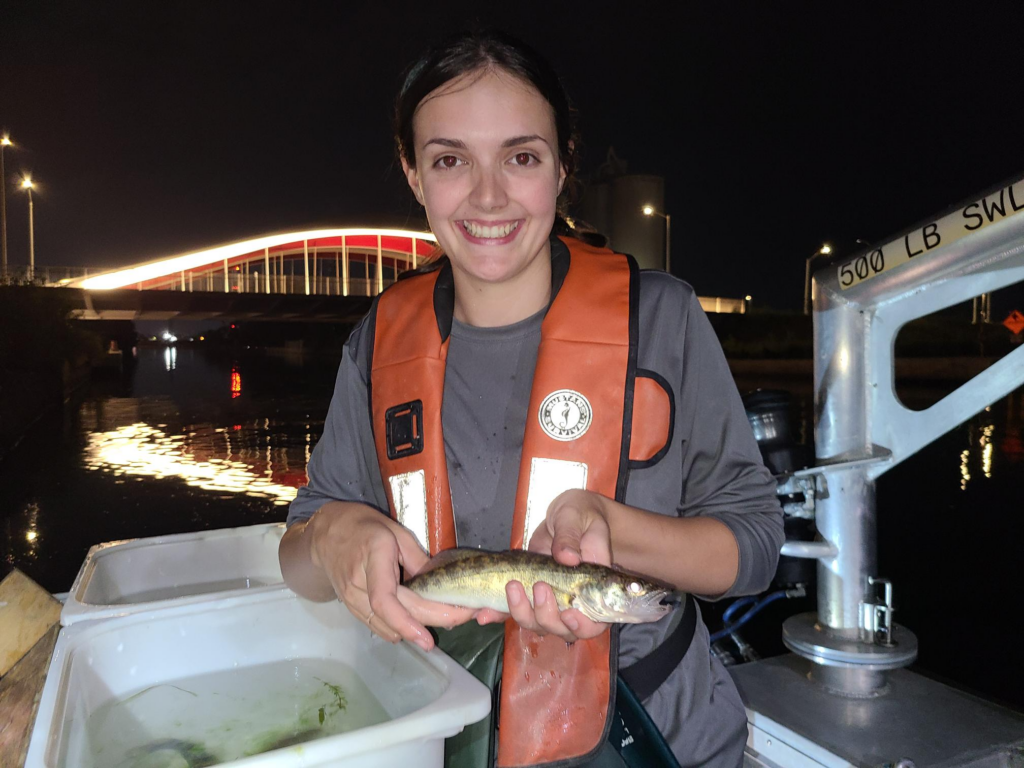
[960,413,996,491]
[22,501,40,558]
[957,399,1024,490]
[76,393,310,507]
[83,420,298,505]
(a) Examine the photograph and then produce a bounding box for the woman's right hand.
[307,502,477,651]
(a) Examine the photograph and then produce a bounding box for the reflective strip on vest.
[388,470,429,552]
[524,458,588,547]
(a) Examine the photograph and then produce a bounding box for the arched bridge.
[9,228,436,322]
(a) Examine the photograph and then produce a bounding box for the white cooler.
[26,589,492,768]
[61,523,287,625]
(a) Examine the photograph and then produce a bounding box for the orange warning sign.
[1004,310,1024,335]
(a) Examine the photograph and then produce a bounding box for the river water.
[2,347,1022,712]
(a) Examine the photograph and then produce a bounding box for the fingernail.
[508,587,521,607]
[535,587,547,606]
[417,639,432,652]
[563,615,579,632]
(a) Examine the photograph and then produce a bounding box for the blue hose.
[722,596,756,624]
[710,590,790,644]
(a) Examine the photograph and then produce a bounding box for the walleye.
[404,548,678,624]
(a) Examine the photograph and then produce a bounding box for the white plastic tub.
[26,589,492,768]
[62,523,287,625]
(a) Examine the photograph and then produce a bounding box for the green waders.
[437,624,681,768]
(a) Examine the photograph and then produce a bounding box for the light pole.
[803,243,832,315]
[22,177,34,281]
[1,136,11,279]
[641,204,671,273]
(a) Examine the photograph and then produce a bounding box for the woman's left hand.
[478,489,613,642]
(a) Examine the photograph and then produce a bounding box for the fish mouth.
[623,589,678,622]
[578,588,680,624]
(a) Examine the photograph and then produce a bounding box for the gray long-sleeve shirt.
[288,244,784,767]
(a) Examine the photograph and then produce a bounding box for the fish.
[128,739,218,768]
[404,548,678,624]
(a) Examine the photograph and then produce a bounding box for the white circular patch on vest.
[539,390,593,442]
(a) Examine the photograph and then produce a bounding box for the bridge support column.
[342,236,349,296]
[376,235,383,295]
[303,240,310,295]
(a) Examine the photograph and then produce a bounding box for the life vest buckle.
[385,400,425,459]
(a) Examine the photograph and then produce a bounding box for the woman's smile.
[458,219,523,244]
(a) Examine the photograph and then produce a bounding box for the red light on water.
[231,369,242,398]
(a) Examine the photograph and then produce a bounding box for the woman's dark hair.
[394,29,580,204]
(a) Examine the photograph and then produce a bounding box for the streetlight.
[641,204,671,273]
[1,136,11,278]
[21,177,35,281]
[803,243,832,315]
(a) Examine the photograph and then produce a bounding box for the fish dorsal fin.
[417,547,488,573]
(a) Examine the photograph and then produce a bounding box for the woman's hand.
[499,489,614,642]
[307,503,477,650]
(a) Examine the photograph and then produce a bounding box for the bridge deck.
[13,286,375,322]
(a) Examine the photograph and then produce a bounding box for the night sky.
[2,2,1023,309]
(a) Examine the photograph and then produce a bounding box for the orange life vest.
[369,235,671,767]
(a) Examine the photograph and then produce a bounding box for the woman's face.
[403,69,565,289]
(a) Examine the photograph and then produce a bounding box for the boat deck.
[733,654,1024,767]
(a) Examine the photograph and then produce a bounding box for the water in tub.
[73,659,390,767]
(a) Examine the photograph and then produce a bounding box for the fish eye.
[628,582,642,594]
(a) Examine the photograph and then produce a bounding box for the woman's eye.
[512,152,537,166]
[435,155,463,169]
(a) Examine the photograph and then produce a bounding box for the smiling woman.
[278,29,784,768]
[400,70,565,325]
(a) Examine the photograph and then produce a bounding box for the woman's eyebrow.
[502,134,548,148]
[423,137,467,149]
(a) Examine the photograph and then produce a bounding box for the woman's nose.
[468,166,508,211]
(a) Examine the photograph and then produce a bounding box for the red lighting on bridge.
[70,228,437,291]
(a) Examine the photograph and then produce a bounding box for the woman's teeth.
[463,221,519,239]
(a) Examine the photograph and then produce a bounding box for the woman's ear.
[401,157,425,206]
